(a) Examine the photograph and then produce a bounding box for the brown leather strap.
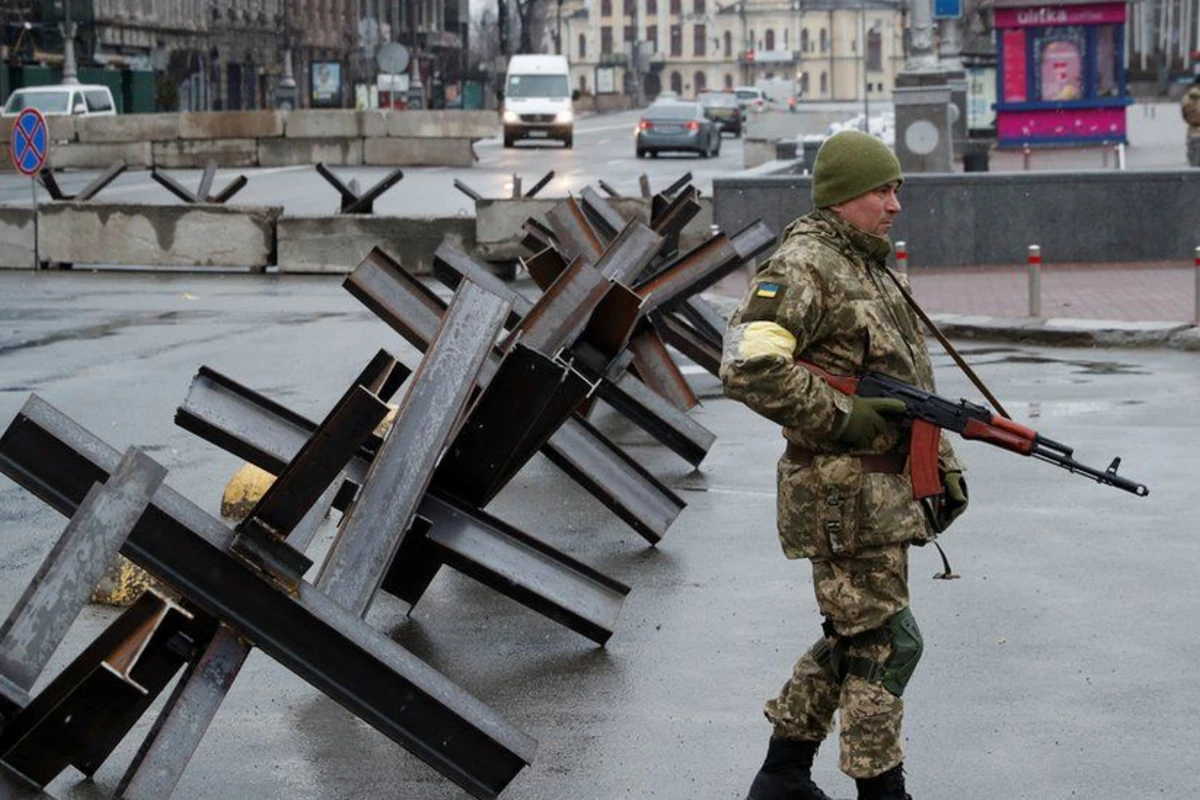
[784,441,906,474]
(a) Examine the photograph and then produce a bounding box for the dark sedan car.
[635,101,722,158]
[697,91,743,137]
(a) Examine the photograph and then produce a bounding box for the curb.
[929,314,1198,350]
[702,295,1199,350]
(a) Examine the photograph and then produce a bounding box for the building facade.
[559,0,907,102]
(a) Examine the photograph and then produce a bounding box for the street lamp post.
[60,0,78,85]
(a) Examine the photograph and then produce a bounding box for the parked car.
[2,84,117,117]
[733,86,769,113]
[635,100,722,158]
[697,91,743,137]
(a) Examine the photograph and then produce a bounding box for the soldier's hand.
[937,470,969,530]
[836,397,907,450]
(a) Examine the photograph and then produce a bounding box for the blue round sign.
[10,108,49,177]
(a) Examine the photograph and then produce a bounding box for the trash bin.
[800,135,826,174]
[963,141,990,172]
[774,140,798,160]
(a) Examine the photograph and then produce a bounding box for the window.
[694,24,706,56]
[724,31,732,57]
[1033,26,1085,101]
[647,25,657,49]
[601,0,612,16]
[84,90,114,113]
[602,26,613,54]
[624,0,635,16]
[671,71,683,94]
[784,29,788,49]
[625,25,636,43]
[579,34,587,58]
[671,24,682,56]
[800,72,809,95]
[820,71,827,94]
[801,28,809,53]
[765,29,774,51]
[647,0,657,13]
[694,0,705,13]
[694,71,707,92]
[819,28,827,53]
[724,73,734,89]
[867,29,882,71]
[1096,25,1120,97]
[670,0,681,14]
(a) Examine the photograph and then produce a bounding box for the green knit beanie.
[811,130,903,208]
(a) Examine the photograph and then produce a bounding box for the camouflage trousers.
[764,543,911,779]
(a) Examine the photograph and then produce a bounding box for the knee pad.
[880,607,923,697]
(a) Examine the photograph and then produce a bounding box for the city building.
[558,0,907,103]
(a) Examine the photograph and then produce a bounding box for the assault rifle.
[800,361,1150,499]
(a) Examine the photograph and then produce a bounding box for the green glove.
[937,471,969,530]
[835,397,907,450]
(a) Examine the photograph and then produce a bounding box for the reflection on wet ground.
[937,346,1152,376]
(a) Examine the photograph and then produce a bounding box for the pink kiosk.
[993,0,1131,146]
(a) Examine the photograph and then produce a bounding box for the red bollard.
[895,240,908,272]
[1193,246,1200,325]
[1027,244,1042,317]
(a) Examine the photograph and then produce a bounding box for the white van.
[502,54,576,149]
[2,84,118,117]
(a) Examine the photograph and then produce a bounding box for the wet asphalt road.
[0,270,1196,800]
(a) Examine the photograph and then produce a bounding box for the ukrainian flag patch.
[755,282,780,299]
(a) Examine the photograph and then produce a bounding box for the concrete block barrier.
[362,137,475,167]
[39,201,280,269]
[386,110,499,139]
[179,110,285,140]
[258,138,363,167]
[76,113,179,143]
[474,196,713,262]
[153,138,260,169]
[284,109,362,139]
[0,207,36,269]
[277,215,476,275]
[48,141,153,170]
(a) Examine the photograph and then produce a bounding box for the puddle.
[1025,398,1145,418]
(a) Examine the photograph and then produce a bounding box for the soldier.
[720,130,969,800]
[1181,74,1200,167]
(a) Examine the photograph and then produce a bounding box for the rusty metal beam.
[174,367,631,644]
[0,448,165,718]
[651,311,722,377]
[0,590,208,788]
[626,330,699,412]
[344,248,686,542]
[545,197,604,264]
[578,186,627,243]
[635,234,741,315]
[522,246,570,291]
[0,396,537,799]
[318,281,511,617]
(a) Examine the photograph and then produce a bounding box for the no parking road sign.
[9,108,49,177]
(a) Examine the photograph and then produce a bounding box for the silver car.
[635,101,722,159]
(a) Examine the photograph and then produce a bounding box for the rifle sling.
[881,266,1012,420]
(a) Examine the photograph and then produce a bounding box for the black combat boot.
[855,763,911,800]
[744,737,836,800]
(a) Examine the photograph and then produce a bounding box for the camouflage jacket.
[720,209,962,560]
[1183,87,1200,133]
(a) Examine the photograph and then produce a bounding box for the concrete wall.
[0,207,36,269]
[713,170,1200,268]
[277,216,476,275]
[39,202,280,270]
[1,110,498,171]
